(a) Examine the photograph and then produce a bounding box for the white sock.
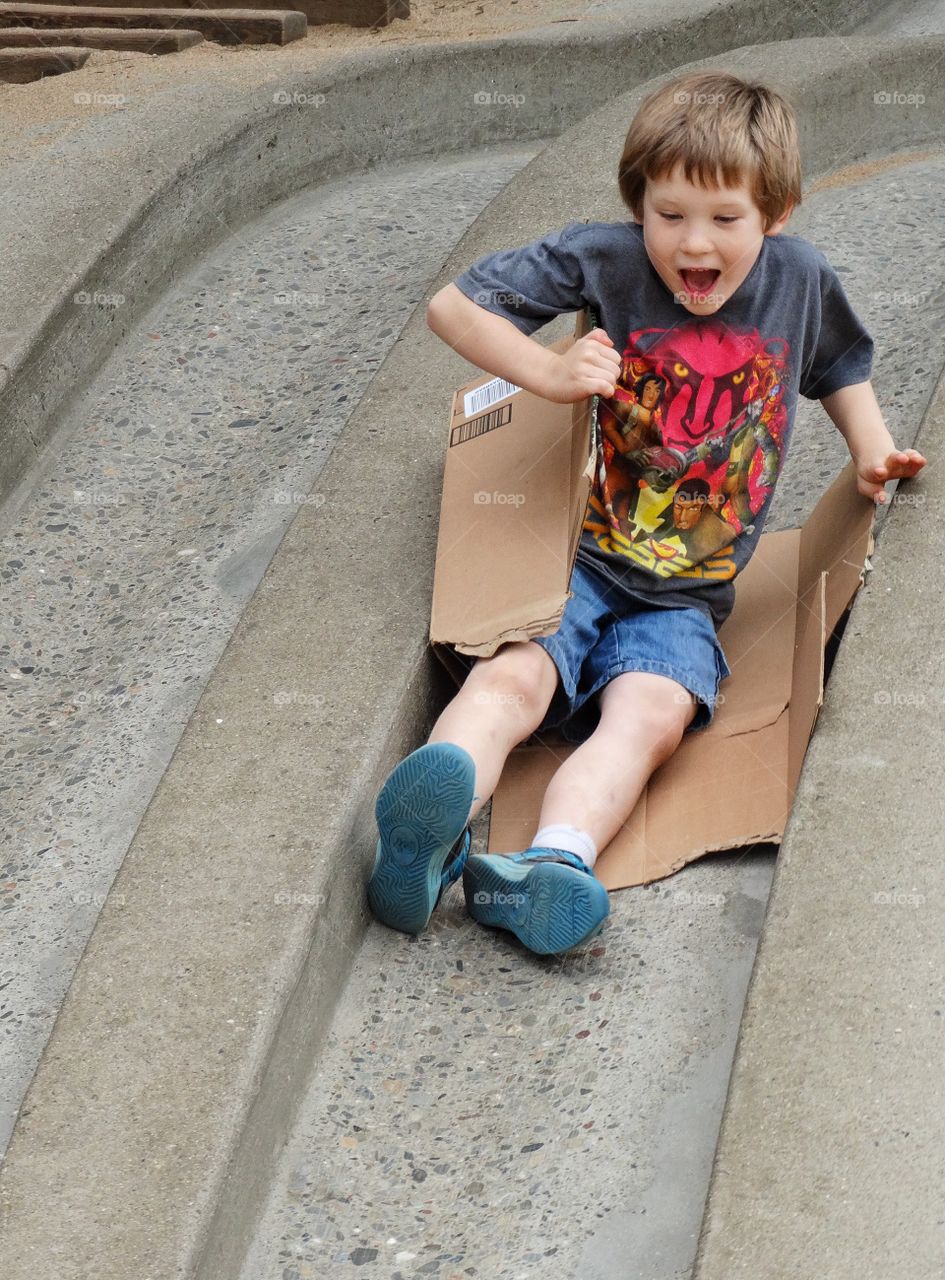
[531,823,598,869]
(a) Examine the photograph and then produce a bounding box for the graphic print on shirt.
[583,320,789,580]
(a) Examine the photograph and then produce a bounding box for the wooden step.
[0,0,407,26]
[0,3,306,42]
[0,42,88,79]
[304,0,408,25]
[0,23,203,47]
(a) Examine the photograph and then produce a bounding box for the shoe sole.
[367,742,475,934]
[463,854,609,955]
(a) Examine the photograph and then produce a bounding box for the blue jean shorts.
[449,556,732,746]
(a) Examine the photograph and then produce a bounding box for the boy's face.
[637,162,792,316]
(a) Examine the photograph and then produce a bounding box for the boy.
[366,69,926,956]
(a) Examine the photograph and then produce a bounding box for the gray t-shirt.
[453,219,874,629]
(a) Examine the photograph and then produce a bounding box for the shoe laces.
[509,847,594,875]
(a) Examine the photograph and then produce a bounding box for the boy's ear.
[765,202,795,236]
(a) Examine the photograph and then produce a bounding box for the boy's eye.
[657,212,740,223]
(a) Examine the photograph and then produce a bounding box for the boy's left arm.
[820,379,927,505]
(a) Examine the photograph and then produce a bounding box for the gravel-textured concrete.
[240,843,775,1280]
[0,138,541,1160]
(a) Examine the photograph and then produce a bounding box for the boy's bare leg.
[536,670,698,854]
[427,639,560,824]
[367,640,561,936]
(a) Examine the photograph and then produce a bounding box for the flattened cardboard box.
[430,308,876,892]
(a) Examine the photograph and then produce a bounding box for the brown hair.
[617,71,802,230]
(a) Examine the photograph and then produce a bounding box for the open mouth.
[679,268,721,298]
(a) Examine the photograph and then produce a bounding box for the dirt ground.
[0,0,606,150]
[300,0,600,45]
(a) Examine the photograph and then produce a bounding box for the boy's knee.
[600,674,695,763]
[466,640,557,723]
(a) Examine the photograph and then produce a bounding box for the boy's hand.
[545,328,622,403]
[856,448,927,505]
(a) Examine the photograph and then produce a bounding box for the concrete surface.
[2,33,945,1280]
[692,344,945,1280]
[240,843,776,1280]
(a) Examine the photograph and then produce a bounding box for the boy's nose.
[680,228,714,254]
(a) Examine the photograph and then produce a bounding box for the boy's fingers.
[885,455,927,478]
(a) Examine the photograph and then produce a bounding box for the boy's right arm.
[426,283,620,405]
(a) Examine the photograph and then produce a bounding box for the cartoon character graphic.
[600,372,668,527]
[631,475,734,563]
[586,322,789,577]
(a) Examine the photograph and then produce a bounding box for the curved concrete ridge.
[2,33,944,1280]
[692,374,945,1280]
[0,0,889,507]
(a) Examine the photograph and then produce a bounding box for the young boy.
[366,69,926,957]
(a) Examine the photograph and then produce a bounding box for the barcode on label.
[463,376,522,417]
[450,402,512,447]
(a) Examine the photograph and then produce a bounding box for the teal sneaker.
[367,742,475,935]
[463,847,610,955]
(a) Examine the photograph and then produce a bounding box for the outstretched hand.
[856,448,927,504]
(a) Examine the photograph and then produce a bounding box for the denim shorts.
[449,556,731,745]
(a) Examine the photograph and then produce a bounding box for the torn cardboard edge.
[429,308,876,891]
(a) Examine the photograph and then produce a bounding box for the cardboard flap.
[713,528,799,737]
[787,569,827,802]
[430,310,596,656]
[449,599,572,658]
[798,459,875,637]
